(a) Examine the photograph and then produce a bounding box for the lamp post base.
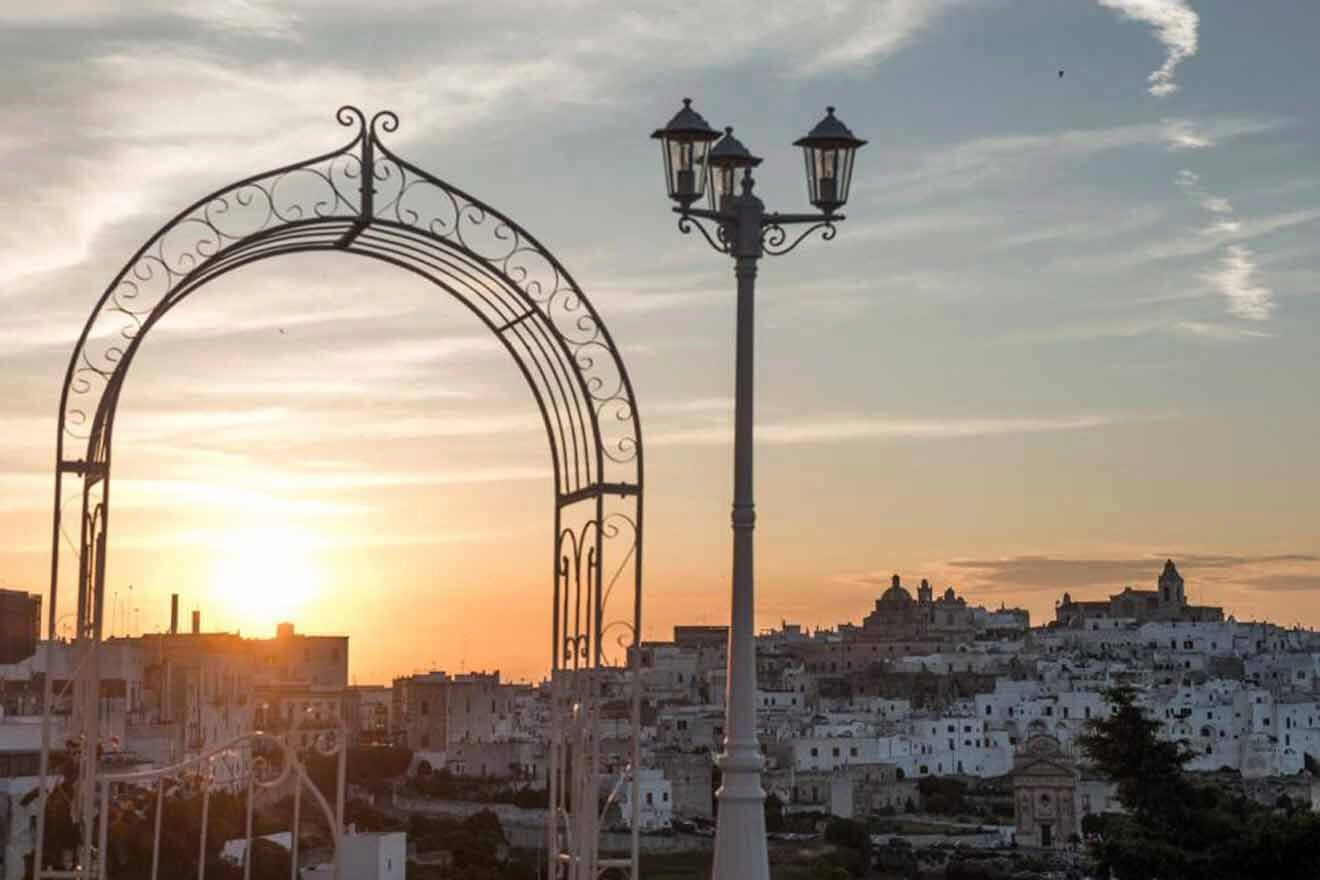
[711,738,769,880]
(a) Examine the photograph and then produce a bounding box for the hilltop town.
[4,559,1317,877]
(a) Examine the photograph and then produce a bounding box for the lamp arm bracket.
[761,216,839,256]
[676,211,732,256]
[763,211,844,226]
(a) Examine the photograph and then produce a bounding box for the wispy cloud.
[865,117,1279,205]
[1173,320,1272,340]
[1205,244,1273,321]
[796,0,970,75]
[1175,168,1277,321]
[1163,118,1214,150]
[649,412,1165,447]
[1096,0,1199,97]
[943,552,1320,594]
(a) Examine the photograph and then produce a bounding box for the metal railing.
[38,720,345,880]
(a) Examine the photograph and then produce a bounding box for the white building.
[615,768,672,831]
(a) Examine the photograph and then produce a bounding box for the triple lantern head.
[651,98,866,215]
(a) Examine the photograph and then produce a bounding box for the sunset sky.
[2,1,1319,684]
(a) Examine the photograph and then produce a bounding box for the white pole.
[710,170,770,880]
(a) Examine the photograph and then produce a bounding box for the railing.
[40,721,345,880]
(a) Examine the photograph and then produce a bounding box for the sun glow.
[209,524,323,631]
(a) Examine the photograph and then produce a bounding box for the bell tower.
[1159,559,1185,607]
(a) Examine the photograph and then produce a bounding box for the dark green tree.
[764,791,785,833]
[1078,685,1320,880]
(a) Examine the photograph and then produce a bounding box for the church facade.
[1054,560,1223,629]
[860,575,977,643]
[1011,729,1079,849]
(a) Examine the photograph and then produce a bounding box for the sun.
[209,524,323,632]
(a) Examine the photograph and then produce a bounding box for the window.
[646,792,653,806]
[986,705,993,716]
[849,747,858,757]
[810,747,819,757]
[1062,707,1070,719]
[832,747,840,758]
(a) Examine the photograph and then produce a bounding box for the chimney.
[170,594,179,635]
[191,610,200,635]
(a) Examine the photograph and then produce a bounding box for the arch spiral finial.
[370,110,400,140]
[335,105,367,136]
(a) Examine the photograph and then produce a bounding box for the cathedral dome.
[879,574,914,604]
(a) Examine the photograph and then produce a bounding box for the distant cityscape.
[3,558,1319,876]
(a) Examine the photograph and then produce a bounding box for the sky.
[2,0,1319,684]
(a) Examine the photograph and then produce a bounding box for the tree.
[764,792,785,833]
[1078,685,1320,880]
[823,816,871,877]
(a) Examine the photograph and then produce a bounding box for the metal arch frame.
[38,106,644,880]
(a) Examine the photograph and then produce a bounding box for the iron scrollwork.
[761,218,838,256]
[676,213,731,255]
[48,106,645,880]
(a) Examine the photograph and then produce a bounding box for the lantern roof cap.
[707,127,762,167]
[651,98,721,141]
[794,106,867,148]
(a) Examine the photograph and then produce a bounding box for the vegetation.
[821,816,871,876]
[915,776,970,816]
[407,768,549,808]
[1078,685,1320,880]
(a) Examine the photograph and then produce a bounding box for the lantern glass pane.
[670,139,694,200]
[659,139,676,198]
[836,146,856,206]
[710,165,737,211]
[814,146,840,208]
[801,146,816,205]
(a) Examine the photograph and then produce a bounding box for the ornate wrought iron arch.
[40,107,643,880]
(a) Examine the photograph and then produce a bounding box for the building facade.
[1011,731,1078,849]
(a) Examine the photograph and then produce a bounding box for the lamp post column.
[711,172,770,880]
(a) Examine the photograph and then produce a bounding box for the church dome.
[881,584,914,604]
[879,574,914,604]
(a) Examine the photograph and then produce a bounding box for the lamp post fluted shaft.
[711,182,770,880]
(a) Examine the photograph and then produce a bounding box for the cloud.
[1205,244,1273,320]
[649,412,1164,447]
[941,552,1320,595]
[796,0,970,75]
[1163,118,1213,150]
[865,117,1279,206]
[1097,0,1199,97]
[1173,321,1272,341]
[1241,574,1320,593]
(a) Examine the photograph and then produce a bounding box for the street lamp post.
[651,100,865,880]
